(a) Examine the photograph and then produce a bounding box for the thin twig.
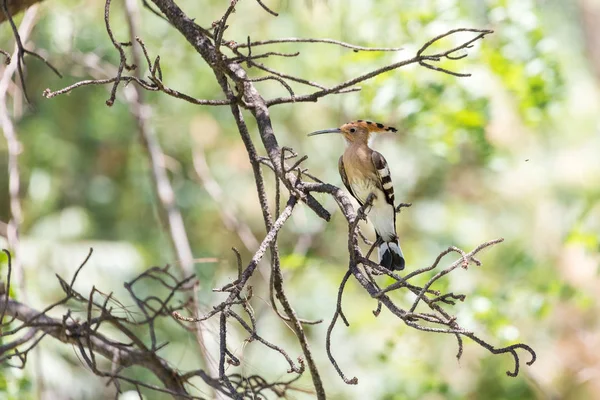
[266,29,493,106]
[0,2,61,104]
[254,0,278,16]
[325,269,357,385]
[235,37,403,52]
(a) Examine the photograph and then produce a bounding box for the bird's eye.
[350,128,356,133]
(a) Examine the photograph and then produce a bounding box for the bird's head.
[308,120,397,145]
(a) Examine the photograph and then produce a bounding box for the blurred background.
[1,0,599,398]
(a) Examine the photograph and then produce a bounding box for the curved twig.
[325,269,357,385]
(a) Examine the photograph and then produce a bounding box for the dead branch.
[1,248,311,398]
[234,37,403,52]
[42,5,230,107]
[1,249,194,397]
[265,28,493,106]
[253,0,278,17]
[1,2,61,104]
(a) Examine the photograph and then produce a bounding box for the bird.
[308,120,405,271]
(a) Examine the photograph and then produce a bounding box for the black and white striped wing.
[371,151,395,207]
[372,151,405,271]
[338,156,363,206]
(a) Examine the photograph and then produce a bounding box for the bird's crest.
[345,120,398,133]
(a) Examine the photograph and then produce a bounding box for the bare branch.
[235,37,404,52]
[407,240,502,312]
[230,49,300,63]
[266,28,493,106]
[254,0,278,16]
[0,2,61,104]
[248,75,295,99]
[43,76,151,97]
[214,0,239,51]
[0,249,217,398]
[325,269,358,385]
[43,56,229,107]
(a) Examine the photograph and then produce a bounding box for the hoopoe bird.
[308,120,405,270]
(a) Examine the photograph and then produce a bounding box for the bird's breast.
[350,179,377,205]
[350,179,396,240]
[343,147,375,179]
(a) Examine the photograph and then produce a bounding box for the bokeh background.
[1,0,599,398]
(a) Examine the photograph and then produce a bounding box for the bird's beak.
[307,128,342,137]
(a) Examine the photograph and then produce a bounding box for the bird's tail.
[377,235,405,271]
